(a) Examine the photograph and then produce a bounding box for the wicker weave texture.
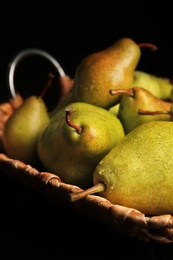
[1,153,173,243]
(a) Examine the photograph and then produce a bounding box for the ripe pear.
[132,70,173,100]
[54,38,157,111]
[110,87,172,134]
[138,103,173,121]
[2,95,50,165]
[37,102,125,189]
[70,121,173,216]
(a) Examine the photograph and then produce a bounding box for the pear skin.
[132,70,173,100]
[37,102,125,189]
[2,95,50,165]
[70,38,142,109]
[115,87,172,134]
[92,121,173,216]
[108,103,120,116]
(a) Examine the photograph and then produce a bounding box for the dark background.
[1,4,173,105]
[1,3,173,259]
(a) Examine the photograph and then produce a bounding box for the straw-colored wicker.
[1,152,173,244]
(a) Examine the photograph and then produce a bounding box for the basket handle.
[7,48,66,99]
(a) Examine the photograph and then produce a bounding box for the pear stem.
[65,107,82,134]
[39,72,55,98]
[69,182,106,202]
[109,88,134,97]
[138,43,158,52]
[138,109,170,115]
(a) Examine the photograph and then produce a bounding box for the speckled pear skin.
[71,38,141,109]
[37,102,125,189]
[93,121,173,216]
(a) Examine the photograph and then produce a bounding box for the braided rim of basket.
[0,153,173,244]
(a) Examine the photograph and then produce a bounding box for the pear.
[70,121,173,216]
[108,103,120,117]
[37,102,125,189]
[2,95,50,165]
[110,87,172,134]
[138,102,173,121]
[132,70,173,100]
[54,38,157,112]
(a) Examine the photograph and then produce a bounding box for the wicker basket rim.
[0,152,173,244]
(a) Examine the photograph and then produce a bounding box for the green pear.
[37,102,125,189]
[2,95,50,165]
[53,38,157,112]
[108,103,120,116]
[70,121,173,216]
[132,70,173,100]
[110,87,172,134]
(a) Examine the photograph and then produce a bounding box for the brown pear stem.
[69,182,106,202]
[39,72,55,98]
[138,43,158,52]
[65,107,82,134]
[109,89,134,97]
[138,109,170,115]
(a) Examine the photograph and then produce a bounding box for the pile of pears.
[2,37,173,216]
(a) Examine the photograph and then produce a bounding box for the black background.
[1,3,173,104]
[1,3,173,259]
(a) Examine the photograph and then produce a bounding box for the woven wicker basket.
[1,50,173,244]
[1,152,173,244]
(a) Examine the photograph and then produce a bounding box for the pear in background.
[37,102,125,189]
[132,70,173,100]
[108,103,120,116]
[54,38,157,111]
[2,95,50,165]
[110,87,172,134]
[70,121,173,216]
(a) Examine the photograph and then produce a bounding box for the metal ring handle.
[7,48,66,98]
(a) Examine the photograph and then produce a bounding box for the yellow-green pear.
[2,95,50,165]
[132,70,173,100]
[108,103,120,116]
[70,121,173,216]
[110,87,172,134]
[37,102,125,189]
